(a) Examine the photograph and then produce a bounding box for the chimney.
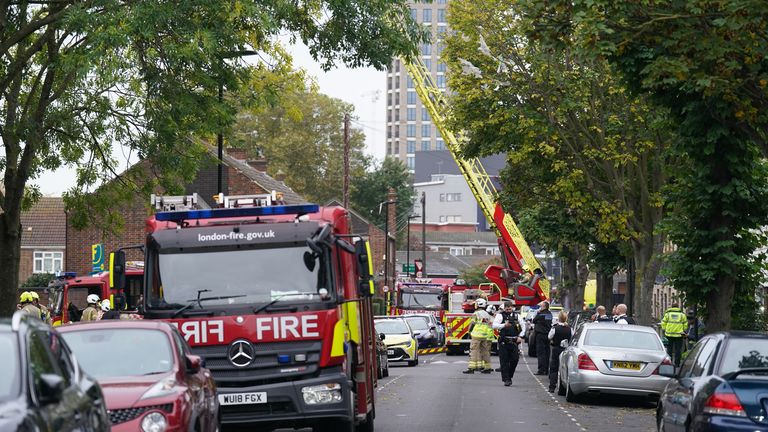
[226,147,247,160]
[247,159,268,172]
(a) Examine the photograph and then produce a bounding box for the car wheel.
[656,408,665,432]
[565,379,579,403]
[557,376,566,396]
[356,411,374,432]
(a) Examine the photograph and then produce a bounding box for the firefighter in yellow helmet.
[19,292,42,320]
[81,294,101,321]
[462,298,495,374]
[29,291,50,324]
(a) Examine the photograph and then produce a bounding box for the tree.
[350,157,415,232]
[520,0,768,331]
[230,80,370,204]
[458,257,503,286]
[443,0,673,322]
[0,1,427,317]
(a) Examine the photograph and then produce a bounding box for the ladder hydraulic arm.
[401,55,549,305]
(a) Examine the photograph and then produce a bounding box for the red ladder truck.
[110,192,378,431]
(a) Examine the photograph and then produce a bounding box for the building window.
[407,156,415,170]
[437,75,447,88]
[421,140,431,151]
[394,109,400,121]
[449,246,465,256]
[424,59,432,70]
[438,62,447,72]
[447,215,462,222]
[407,91,417,105]
[34,251,63,274]
[407,125,416,137]
[439,215,446,222]
[445,193,461,202]
[407,141,416,153]
[436,43,445,56]
[407,76,414,89]
[438,8,446,23]
[436,139,446,150]
[421,43,432,56]
[423,8,432,22]
[410,8,417,20]
[421,124,431,137]
[422,109,430,122]
[438,0,447,4]
[437,26,447,36]
[407,107,416,121]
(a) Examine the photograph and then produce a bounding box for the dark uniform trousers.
[549,346,564,390]
[667,336,685,367]
[499,340,520,382]
[535,332,550,374]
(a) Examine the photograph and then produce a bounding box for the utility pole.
[421,191,426,277]
[406,215,417,278]
[217,81,224,195]
[343,113,350,208]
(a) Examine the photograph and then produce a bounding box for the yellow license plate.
[612,361,641,370]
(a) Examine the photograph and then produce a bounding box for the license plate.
[612,361,641,370]
[218,392,267,405]
[387,349,395,355]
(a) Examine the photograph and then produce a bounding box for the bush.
[21,273,54,288]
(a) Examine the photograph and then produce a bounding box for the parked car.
[558,323,671,402]
[657,331,768,432]
[0,311,110,431]
[58,320,219,432]
[403,314,444,348]
[374,318,419,366]
[375,329,390,379]
[568,310,595,334]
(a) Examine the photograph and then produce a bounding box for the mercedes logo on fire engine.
[228,340,254,368]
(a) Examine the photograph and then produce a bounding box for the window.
[439,193,445,202]
[394,109,400,121]
[407,91,417,105]
[583,329,663,351]
[436,43,445,56]
[438,8,446,23]
[407,156,415,170]
[421,44,432,56]
[424,59,432,70]
[421,124,431,137]
[438,0,447,4]
[407,141,416,153]
[449,246,465,256]
[48,333,73,386]
[410,8,416,20]
[437,26,447,36]
[439,215,446,222]
[407,108,416,121]
[446,215,462,222]
[422,109,431,122]
[423,8,432,22]
[33,251,63,274]
[445,193,461,202]
[437,75,447,88]
[436,139,446,150]
[438,62,447,72]
[407,76,414,89]
[421,140,431,151]
[690,339,718,377]
[28,331,61,400]
[678,341,704,378]
[407,125,416,137]
[719,338,768,375]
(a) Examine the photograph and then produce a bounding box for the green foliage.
[350,157,415,231]
[21,274,55,289]
[458,257,502,286]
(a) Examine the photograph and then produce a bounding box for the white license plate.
[218,392,267,405]
[387,349,395,355]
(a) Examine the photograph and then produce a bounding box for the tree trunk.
[574,254,589,311]
[0,213,22,317]
[561,254,578,309]
[706,275,734,332]
[596,272,614,308]
[632,233,664,325]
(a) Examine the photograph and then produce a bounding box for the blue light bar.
[277,354,291,364]
[155,204,319,222]
[55,271,77,279]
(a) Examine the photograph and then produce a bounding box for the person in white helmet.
[99,299,120,320]
[462,298,494,374]
[81,294,100,321]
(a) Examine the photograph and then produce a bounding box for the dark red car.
[58,320,219,432]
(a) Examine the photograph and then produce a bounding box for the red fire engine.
[111,193,378,431]
[443,281,508,356]
[392,280,449,323]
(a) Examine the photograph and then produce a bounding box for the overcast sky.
[33,42,387,196]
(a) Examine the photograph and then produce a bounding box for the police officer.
[548,311,572,392]
[81,294,101,321]
[532,301,553,375]
[614,304,635,324]
[29,291,50,323]
[661,303,688,366]
[19,292,42,319]
[463,298,494,374]
[595,305,613,322]
[492,301,525,386]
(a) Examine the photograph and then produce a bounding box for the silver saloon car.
[558,323,671,402]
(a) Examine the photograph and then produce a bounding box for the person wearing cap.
[493,300,525,386]
[29,291,50,323]
[19,292,42,320]
[532,301,553,375]
[81,294,101,321]
[463,298,495,374]
[98,299,120,320]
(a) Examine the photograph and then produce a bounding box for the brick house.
[18,197,67,285]
[65,148,304,275]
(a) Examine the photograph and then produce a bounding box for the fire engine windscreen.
[151,246,329,307]
[398,290,442,310]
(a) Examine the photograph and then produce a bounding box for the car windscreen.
[404,317,430,331]
[150,245,329,308]
[399,290,442,310]
[584,328,663,351]
[719,338,768,376]
[375,320,410,335]
[61,329,174,378]
[0,333,20,401]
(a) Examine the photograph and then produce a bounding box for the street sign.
[402,264,416,273]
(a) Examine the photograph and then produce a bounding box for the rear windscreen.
[719,339,768,376]
[584,329,663,351]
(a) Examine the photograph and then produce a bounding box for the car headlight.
[140,375,177,401]
[301,383,343,405]
[140,412,167,432]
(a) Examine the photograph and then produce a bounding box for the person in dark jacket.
[532,301,553,375]
[548,311,572,392]
[492,301,526,386]
[99,299,120,320]
[595,305,613,322]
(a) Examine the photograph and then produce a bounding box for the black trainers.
[495,368,502,372]
[548,388,555,393]
[481,369,493,374]
[504,381,512,387]
[462,369,475,374]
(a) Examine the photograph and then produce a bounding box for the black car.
[657,331,768,432]
[0,311,110,431]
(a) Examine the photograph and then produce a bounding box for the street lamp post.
[421,192,426,277]
[379,198,398,296]
[406,215,418,277]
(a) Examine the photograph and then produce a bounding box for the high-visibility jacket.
[470,310,495,339]
[661,307,687,338]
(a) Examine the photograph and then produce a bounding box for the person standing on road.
[595,305,613,322]
[81,294,101,321]
[19,292,42,320]
[614,304,635,324]
[463,298,494,374]
[492,301,525,386]
[661,303,687,366]
[29,291,50,323]
[547,311,572,392]
[532,301,553,375]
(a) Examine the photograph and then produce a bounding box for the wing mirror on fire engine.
[109,250,126,290]
[355,240,375,298]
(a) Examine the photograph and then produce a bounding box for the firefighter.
[492,300,525,386]
[19,292,41,319]
[532,301,553,375]
[462,298,494,374]
[81,294,101,321]
[548,311,572,392]
[99,299,120,320]
[518,265,532,286]
[29,291,50,323]
[661,303,688,366]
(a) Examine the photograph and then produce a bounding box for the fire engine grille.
[108,404,173,425]
[194,340,323,387]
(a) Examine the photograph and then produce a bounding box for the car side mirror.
[38,374,65,404]
[658,364,676,378]
[560,340,569,348]
[430,325,436,330]
[379,333,386,341]
[186,355,203,373]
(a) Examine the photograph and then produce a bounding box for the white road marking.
[431,360,448,364]
[523,356,587,432]
[452,360,468,364]
[377,374,404,392]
